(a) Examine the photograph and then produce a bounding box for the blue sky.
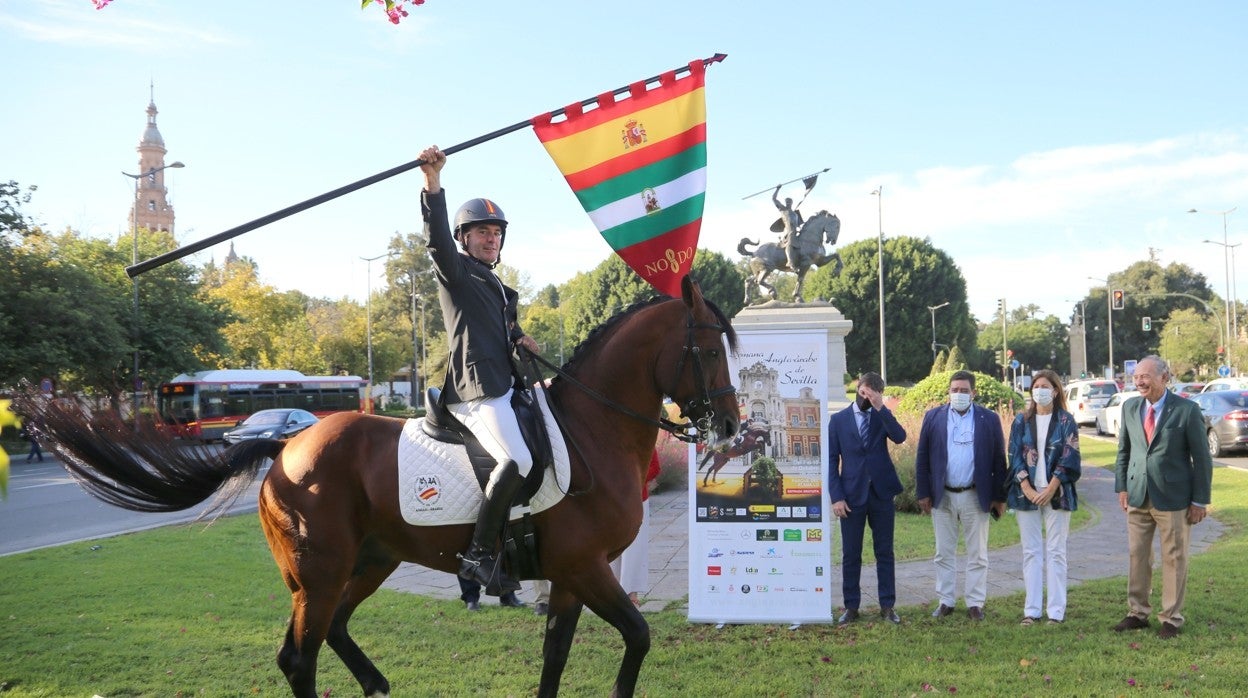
[4,1,1247,328]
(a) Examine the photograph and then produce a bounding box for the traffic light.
[995,350,1005,366]
[1007,349,1014,358]
[1111,289,1125,310]
[1142,316,1152,331]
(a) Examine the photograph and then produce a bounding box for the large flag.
[532,59,709,296]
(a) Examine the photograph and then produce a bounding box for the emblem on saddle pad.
[412,475,442,507]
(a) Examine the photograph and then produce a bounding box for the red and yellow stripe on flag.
[532,60,708,296]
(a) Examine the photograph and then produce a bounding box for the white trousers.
[1016,507,1071,620]
[932,488,991,607]
[610,498,651,595]
[449,388,534,479]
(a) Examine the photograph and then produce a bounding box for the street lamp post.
[1190,207,1237,368]
[927,301,949,360]
[361,252,394,396]
[871,186,886,382]
[122,160,184,423]
[1089,277,1114,379]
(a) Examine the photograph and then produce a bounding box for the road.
[0,454,266,557]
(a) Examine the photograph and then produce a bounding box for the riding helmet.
[453,198,508,249]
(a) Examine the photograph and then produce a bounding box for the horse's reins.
[524,313,734,443]
[517,312,735,496]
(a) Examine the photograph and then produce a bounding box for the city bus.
[157,369,369,441]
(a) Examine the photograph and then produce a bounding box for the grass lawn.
[2,439,1243,696]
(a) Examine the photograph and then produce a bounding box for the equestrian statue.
[738,198,843,304]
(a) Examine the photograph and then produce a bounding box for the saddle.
[421,386,554,581]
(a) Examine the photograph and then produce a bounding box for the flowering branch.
[90,0,428,25]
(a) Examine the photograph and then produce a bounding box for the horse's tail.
[737,238,758,256]
[11,392,282,517]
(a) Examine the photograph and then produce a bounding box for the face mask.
[857,395,872,411]
[1033,387,1054,407]
[949,392,972,412]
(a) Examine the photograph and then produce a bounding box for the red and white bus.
[157,369,369,441]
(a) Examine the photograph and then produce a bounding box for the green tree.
[560,250,742,349]
[1080,260,1214,375]
[0,231,128,395]
[976,311,1069,376]
[930,349,947,375]
[43,227,229,403]
[803,236,977,382]
[1157,307,1220,379]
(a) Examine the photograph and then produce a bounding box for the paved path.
[382,464,1226,616]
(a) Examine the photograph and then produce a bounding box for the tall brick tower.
[128,86,177,234]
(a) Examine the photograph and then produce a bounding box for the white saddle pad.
[397,386,571,526]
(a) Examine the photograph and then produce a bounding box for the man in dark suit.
[915,370,1008,621]
[827,372,907,625]
[420,145,541,591]
[1112,355,1212,640]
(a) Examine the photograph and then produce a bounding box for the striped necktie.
[859,410,871,445]
[1144,403,1155,444]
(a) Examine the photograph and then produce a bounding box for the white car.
[1201,379,1248,393]
[1096,391,1140,437]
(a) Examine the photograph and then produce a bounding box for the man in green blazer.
[1112,356,1212,640]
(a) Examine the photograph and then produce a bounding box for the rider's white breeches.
[449,388,534,481]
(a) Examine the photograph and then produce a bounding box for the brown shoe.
[967,606,985,621]
[881,607,901,624]
[1112,615,1149,632]
[837,608,860,625]
[1158,622,1180,640]
[931,603,955,618]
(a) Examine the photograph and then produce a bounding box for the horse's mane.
[554,292,738,383]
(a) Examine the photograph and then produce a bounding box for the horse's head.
[658,276,740,447]
[803,210,840,246]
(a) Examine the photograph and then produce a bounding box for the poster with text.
[687,331,832,624]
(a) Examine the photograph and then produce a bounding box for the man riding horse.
[419,144,539,593]
[773,185,803,272]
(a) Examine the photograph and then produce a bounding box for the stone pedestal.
[732,301,853,407]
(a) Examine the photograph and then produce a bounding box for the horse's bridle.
[521,311,736,444]
[666,315,737,441]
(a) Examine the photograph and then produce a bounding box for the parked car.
[1170,382,1205,398]
[222,408,320,445]
[1096,390,1140,437]
[1065,379,1119,426]
[1200,378,1248,393]
[1191,390,1248,457]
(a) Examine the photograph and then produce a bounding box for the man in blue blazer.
[915,370,1008,621]
[827,372,907,625]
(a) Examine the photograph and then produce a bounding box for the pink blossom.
[1127,678,1137,687]
[92,0,112,8]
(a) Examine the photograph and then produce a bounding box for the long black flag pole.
[128,53,728,278]
[740,167,830,201]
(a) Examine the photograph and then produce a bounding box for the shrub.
[894,370,1022,415]
[930,349,947,374]
[653,431,690,493]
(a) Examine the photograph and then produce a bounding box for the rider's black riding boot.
[458,460,524,593]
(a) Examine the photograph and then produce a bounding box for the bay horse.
[15,276,739,698]
[696,425,771,486]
